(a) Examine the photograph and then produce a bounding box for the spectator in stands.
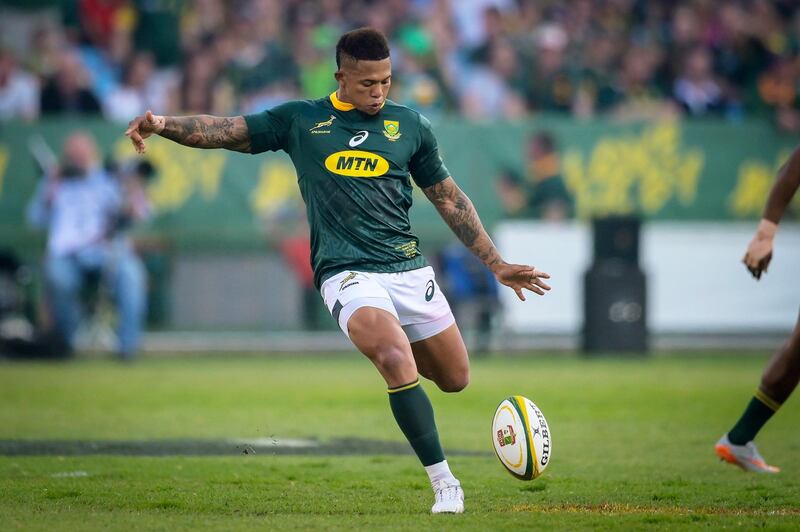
[132,0,182,69]
[523,23,573,113]
[26,132,149,360]
[27,25,66,81]
[40,49,101,115]
[673,46,725,116]
[292,21,338,100]
[437,243,499,355]
[714,3,770,92]
[103,52,167,122]
[466,5,506,65]
[525,132,573,221]
[757,56,800,132]
[494,170,531,218]
[460,38,526,119]
[75,0,130,52]
[391,26,448,117]
[449,0,515,49]
[4,0,800,122]
[0,49,39,121]
[181,0,227,52]
[174,47,233,115]
[571,32,622,118]
[496,131,573,220]
[611,46,679,121]
[223,5,299,114]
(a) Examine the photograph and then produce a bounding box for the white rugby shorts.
[320,266,455,343]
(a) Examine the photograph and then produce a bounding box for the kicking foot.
[431,478,464,514]
[715,434,780,474]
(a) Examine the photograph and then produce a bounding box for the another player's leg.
[347,306,463,513]
[716,318,800,473]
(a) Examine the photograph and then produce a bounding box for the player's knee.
[372,344,415,378]
[436,368,469,393]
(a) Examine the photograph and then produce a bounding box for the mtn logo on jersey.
[325,150,390,178]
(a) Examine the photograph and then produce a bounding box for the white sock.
[424,460,457,485]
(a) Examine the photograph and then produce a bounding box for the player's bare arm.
[125,110,251,154]
[423,176,551,301]
[744,145,800,279]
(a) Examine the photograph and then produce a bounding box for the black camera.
[60,163,86,180]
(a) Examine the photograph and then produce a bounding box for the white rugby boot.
[714,434,780,473]
[431,478,464,514]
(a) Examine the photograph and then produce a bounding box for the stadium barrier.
[495,220,800,335]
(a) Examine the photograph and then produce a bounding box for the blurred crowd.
[1,0,799,129]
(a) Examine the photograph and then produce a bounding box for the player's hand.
[124,110,165,154]
[743,219,777,280]
[493,262,551,301]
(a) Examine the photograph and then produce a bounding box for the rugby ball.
[492,395,552,480]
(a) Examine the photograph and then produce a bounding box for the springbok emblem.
[310,115,336,131]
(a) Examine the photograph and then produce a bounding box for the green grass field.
[1,352,799,530]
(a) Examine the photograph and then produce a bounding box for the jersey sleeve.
[244,101,297,154]
[408,113,450,188]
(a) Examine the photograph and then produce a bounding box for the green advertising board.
[0,117,798,252]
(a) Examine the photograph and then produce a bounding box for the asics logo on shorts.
[425,280,435,301]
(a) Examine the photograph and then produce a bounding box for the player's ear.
[334,70,345,85]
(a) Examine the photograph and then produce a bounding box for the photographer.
[26,131,150,360]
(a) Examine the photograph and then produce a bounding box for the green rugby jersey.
[245,92,450,288]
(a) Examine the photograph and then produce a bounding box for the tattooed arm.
[423,176,551,300]
[125,110,251,154]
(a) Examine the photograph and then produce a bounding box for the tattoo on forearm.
[424,178,502,268]
[161,115,251,152]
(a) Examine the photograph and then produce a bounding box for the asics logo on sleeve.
[348,131,369,147]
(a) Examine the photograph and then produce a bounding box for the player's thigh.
[320,271,416,386]
[348,306,417,387]
[410,322,470,393]
[320,270,397,336]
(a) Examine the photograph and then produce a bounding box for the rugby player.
[714,146,800,473]
[125,28,551,512]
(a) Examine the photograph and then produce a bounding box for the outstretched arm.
[763,146,800,224]
[744,146,800,279]
[423,176,551,301]
[125,110,251,154]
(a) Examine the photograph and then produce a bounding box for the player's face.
[336,58,392,115]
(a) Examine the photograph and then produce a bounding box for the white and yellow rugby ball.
[492,395,552,480]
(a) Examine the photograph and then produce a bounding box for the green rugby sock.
[727,389,781,445]
[388,379,445,466]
